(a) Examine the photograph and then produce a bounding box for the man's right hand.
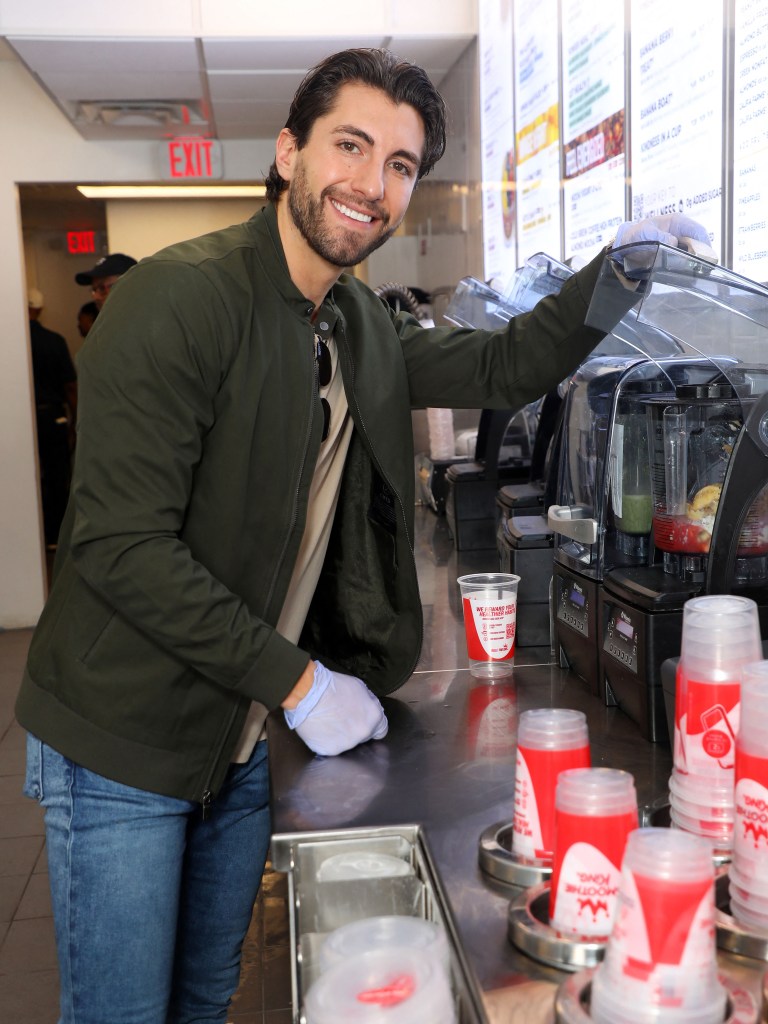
[283,661,388,756]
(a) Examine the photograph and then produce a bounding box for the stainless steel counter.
[268,507,766,1022]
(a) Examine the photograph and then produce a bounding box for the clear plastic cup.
[591,828,725,1024]
[549,768,638,937]
[669,807,733,852]
[512,708,591,862]
[316,853,413,883]
[318,916,450,975]
[726,890,768,936]
[304,947,456,1024]
[456,573,520,678]
[732,661,768,891]
[673,595,761,781]
[729,861,768,899]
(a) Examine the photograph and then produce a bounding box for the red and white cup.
[549,768,638,938]
[512,708,590,862]
[590,827,725,1024]
[730,660,768,932]
[670,595,761,853]
[457,573,520,678]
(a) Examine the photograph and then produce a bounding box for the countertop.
[267,506,766,1021]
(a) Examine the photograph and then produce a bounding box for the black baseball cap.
[75,253,137,285]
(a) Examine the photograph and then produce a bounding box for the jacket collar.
[246,202,348,328]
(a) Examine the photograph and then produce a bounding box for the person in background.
[16,47,711,1024]
[27,287,77,549]
[76,300,99,338]
[74,251,137,310]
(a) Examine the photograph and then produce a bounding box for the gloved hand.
[284,660,388,756]
[611,214,712,277]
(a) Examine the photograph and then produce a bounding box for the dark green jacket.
[16,203,608,802]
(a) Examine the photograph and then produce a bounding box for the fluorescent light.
[77,184,266,199]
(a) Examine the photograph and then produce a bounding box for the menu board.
[732,0,768,282]
[479,0,517,289]
[513,0,562,259]
[561,0,627,262]
[629,0,724,258]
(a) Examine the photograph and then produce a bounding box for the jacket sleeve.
[68,260,309,708]
[397,245,620,410]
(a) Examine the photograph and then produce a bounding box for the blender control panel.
[556,578,590,637]
[603,607,638,673]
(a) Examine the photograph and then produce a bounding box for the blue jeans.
[24,734,272,1024]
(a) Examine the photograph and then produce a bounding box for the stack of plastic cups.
[319,917,451,975]
[549,768,638,938]
[590,827,725,1024]
[512,709,591,863]
[729,660,768,934]
[304,947,455,1024]
[670,595,762,856]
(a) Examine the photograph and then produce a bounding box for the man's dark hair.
[265,48,447,202]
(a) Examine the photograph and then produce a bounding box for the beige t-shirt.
[230,329,354,762]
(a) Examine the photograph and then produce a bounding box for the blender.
[578,244,768,740]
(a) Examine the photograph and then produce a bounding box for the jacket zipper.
[200,312,317,815]
[336,322,424,685]
[262,314,317,615]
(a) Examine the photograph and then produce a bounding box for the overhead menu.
[514,0,561,259]
[733,0,768,283]
[629,0,724,259]
[479,0,517,289]
[562,0,626,262]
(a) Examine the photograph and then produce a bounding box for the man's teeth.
[332,199,372,223]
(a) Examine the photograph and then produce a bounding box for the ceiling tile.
[202,37,385,72]
[207,70,304,102]
[8,36,199,73]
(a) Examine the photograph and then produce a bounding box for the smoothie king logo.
[739,794,768,847]
[565,872,618,921]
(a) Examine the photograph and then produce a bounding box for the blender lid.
[444,251,573,330]
[585,243,768,407]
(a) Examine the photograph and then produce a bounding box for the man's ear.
[275,129,298,183]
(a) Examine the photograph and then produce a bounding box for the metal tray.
[271,824,488,1024]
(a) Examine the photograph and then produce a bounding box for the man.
[75,251,137,310]
[27,288,77,547]
[76,300,99,338]
[17,48,709,1024]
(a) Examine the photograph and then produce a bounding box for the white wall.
[106,198,267,260]
[0,59,276,626]
[0,17,481,629]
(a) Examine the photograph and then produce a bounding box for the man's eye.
[391,161,414,178]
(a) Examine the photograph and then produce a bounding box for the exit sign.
[161,137,223,180]
[67,230,96,254]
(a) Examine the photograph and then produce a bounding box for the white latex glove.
[283,661,388,756]
[611,214,713,277]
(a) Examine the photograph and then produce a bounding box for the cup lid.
[555,767,637,814]
[517,708,589,750]
[622,827,714,881]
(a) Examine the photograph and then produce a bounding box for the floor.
[0,627,293,1023]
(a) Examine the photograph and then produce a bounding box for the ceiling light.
[77,185,266,199]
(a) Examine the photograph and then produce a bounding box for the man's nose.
[351,159,385,201]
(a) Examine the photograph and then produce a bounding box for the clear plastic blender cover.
[585,243,768,408]
[444,251,574,329]
[584,244,768,560]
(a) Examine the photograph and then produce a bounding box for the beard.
[287,159,398,268]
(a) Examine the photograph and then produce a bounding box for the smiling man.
[16,47,711,1024]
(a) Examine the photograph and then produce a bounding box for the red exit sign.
[161,137,223,180]
[67,231,96,254]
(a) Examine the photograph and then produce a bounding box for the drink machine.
[550,244,768,741]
